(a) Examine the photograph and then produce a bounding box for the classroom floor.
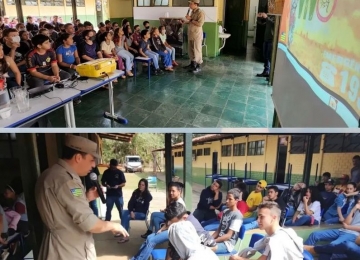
[47,43,274,128]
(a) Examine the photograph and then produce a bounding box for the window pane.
[173,0,187,6]
[154,0,169,5]
[202,0,214,6]
[138,0,151,6]
[6,0,15,5]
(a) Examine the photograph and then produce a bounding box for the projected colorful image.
[276,0,360,126]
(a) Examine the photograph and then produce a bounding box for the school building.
[160,134,360,186]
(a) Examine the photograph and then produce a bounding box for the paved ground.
[47,43,274,128]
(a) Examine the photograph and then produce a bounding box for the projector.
[76,58,117,78]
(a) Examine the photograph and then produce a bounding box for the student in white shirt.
[231,201,303,260]
[285,186,322,226]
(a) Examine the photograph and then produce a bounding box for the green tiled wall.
[134,19,219,57]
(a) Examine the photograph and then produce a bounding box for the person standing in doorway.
[255,12,275,81]
[102,159,126,222]
[351,155,360,184]
[35,135,128,260]
[182,0,205,73]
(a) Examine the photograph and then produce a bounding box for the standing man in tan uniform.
[35,135,128,260]
[183,0,205,73]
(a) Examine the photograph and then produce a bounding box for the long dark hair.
[0,43,9,75]
[301,186,323,206]
[113,27,121,43]
[135,178,150,198]
[99,31,111,43]
[123,25,132,39]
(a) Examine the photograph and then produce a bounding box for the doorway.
[223,0,248,54]
[275,136,288,183]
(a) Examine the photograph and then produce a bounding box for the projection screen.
[272,0,360,127]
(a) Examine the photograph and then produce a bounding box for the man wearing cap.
[35,135,128,260]
[101,159,126,222]
[334,174,350,194]
[243,180,267,219]
[182,0,205,73]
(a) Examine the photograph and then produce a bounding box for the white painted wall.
[248,0,258,37]
[133,7,218,22]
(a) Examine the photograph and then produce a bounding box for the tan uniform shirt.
[188,8,205,41]
[35,159,99,260]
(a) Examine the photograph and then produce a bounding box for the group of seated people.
[123,171,360,260]
[0,17,180,100]
[0,177,29,257]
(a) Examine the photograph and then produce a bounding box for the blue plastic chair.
[216,225,246,260]
[249,233,265,248]
[282,207,290,226]
[303,250,314,260]
[150,249,167,260]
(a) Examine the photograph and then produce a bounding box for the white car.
[124,155,143,173]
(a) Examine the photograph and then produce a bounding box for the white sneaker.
[1,249,10,260]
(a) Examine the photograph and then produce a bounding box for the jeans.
[121,210,146,232]
[193,209,217,223]
[156,50,172,67]
[145,50,160,69]
[323,211,348,224]
[166,46,176,61]
[285,215,318,226]
[89,199,99,217]
[148,212,165,232]
[116,48,134,71]
[263,41,273,74]
[287,206,295,218]
[131,231,169,260]
[314,241,360,260]
[304,229,357,246]
[244,220,259,231]
[215,242,230,254]
[105,196,124,221]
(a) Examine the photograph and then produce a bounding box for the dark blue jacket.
[127,190,152,214]
[197,186,223,211]
[101,168,126,197]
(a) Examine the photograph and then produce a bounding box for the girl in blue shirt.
[56,33,80,75]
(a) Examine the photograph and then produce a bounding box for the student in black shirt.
[101,159,126,222]
[2,28,27,74]
[193,180,223,223]
[317,172,331,192]
[79,30,102,63]
[118,178,153,243]
[25,34,70,88]
[25,16,39,36]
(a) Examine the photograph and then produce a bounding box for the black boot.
[192,63,201,73]
[256,71,269,77]
[141,230,153,239]
[183,61,194,69]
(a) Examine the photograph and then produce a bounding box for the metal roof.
[97,133,135,143]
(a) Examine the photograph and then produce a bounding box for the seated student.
[158,25,178,66]
[139,29,163,75]
[99,31,126,80]
[243,180,267,221]
[193,180,223,223]
[2,28,27,82]
[123,25,139,57]
[320,178,337,215]
[285,186,322,226]
[131,201,215,260]
[3,183,28,236]
[149,27,173,71]
[78,30,103,63]
[0,43,22,90]
[119,178,153,243]
[230,202,304,260]
[168,210,218,260]
[56,33,80,75]
[39,28,54,45]
[305,237,360,260]
[131,25,141,50]
[113,27,134,77]
[43,24,59,43]
[243,185,287,231]
[282,182,306,218]
[26,34,70,88]
[143,21,150,30]
[317,172,331,192]
[323,182,357,224]
[141,182,185,238]
[305,196,360,246]
[19,30,33,56]
[212,188,243,255]
[334,174,350,195]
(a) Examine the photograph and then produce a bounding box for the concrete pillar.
[303,134,316,186]
[183,133,193,211]
[165,133,172,186]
